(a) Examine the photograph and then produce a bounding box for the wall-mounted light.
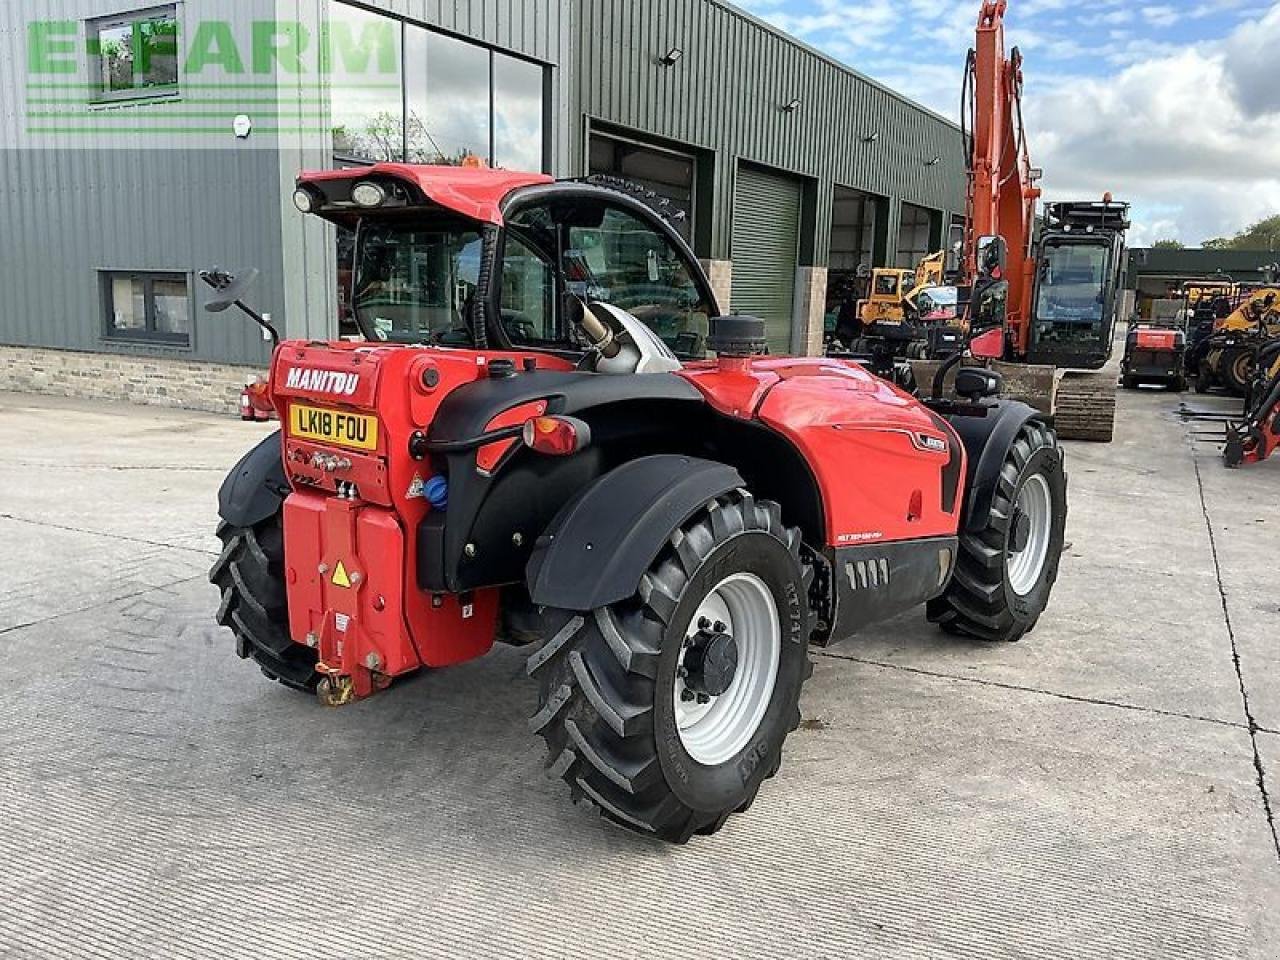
[659,47,683,66]
[862,132,880,143]
[925,155,941,166]
[782,97,802,112]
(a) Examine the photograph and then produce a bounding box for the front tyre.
[528,491,813,843]
[928,420,1067,642]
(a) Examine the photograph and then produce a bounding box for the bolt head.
[512,532,524,547]
[364,651,382,670]
[713,620,726,633]
[698,616,711,630]
[305,632,318,648]
[350,571,362,585]
[463,543,477,558]
[317,563,328,574]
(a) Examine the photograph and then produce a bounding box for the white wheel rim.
[674,573,781,766]
[1007,473,1053,596]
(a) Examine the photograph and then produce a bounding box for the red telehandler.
[942,0,1131,441]
[209,165,1068,842]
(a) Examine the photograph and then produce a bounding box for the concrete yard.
[0,384,1277,959]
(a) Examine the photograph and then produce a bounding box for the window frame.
[87,4,182,104]
[101,270,194,348]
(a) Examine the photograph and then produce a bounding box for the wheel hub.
[673,572,782,766]
[681,619,740,698]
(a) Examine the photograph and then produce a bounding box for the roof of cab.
[297,163,554,225]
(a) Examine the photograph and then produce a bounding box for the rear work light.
[522,416,591,456]
[352,181,387,207]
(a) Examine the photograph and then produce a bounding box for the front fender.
[944,401,1050,533]
[216,431,289,529]
[526,455,743,611]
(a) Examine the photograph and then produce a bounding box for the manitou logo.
[285,367,359,396]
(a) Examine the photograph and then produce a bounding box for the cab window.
[501,199,711,357]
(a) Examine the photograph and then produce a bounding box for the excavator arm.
[965,0,1041,356]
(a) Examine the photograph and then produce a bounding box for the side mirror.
[198,267,279,347]
[955,366,1003,400]
[976,235,1007,277]
[201,268,260,313]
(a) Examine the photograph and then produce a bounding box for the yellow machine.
[856,251,950,327]
[1198,288,1280,395]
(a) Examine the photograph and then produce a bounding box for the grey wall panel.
[570,0,967,263]
[0,147,285,365]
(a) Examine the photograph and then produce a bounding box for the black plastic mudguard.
[944,400,1048,534]
[526,455,743,612]
[216,431,289,529]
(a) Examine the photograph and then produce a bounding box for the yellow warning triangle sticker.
[331,561,351,588]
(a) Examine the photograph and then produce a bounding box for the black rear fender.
[525,455,744,611]
[216,431,288,529]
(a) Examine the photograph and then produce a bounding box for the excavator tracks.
[1053,371,1117,442]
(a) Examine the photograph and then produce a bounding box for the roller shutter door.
[731,164,802,354]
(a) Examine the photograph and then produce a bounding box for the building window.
[88,6,179,102]
[895,202,935,268]
[329,3,404,162]
[103,272,191,346]
[328,0,547,171]
[589,133,695,242]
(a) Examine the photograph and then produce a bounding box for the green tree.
[1200,215,1280,251]
[1151,238,1185,249]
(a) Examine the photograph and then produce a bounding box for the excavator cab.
[1026,201,1130,370]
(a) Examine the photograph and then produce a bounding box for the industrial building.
[1127,247,1280,319]
[0,0,966,411]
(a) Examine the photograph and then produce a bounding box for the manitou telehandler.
[211,164,1067,843]
[918,1,1131,441]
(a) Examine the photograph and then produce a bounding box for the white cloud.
[1024,8,1280,245]
[1141,5,1180,28]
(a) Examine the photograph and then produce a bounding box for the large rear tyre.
[1222,348,1253,397]
[528,491,813,843]
[210,514,318,691]
[928,420,1067,642]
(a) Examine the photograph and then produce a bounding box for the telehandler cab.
[211,164,1068,842]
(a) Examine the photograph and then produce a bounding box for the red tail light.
[522,416,590,456]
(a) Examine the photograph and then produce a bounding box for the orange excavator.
[949,0,1131,440]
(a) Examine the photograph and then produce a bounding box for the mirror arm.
[233,300,279,349]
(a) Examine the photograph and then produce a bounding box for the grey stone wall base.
[0,346,263,416]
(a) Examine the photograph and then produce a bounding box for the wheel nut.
[677,665,688,678]
[681,689,696,702]
[365,651,382,670]
[698,616,711,630]
[713,621,726,633]
[697,693,711,704]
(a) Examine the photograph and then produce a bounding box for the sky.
[735,0,1280,248]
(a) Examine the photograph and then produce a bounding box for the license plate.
[289,403,378,451]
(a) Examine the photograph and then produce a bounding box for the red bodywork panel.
[678,357,966,546]
[270,341,574,691]
[1134,328,1179,351]
[298,164,552,225]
